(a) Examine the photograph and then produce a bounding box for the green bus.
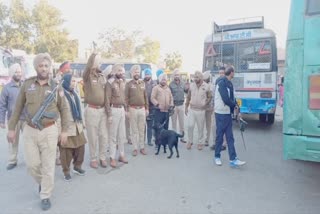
[283,0,320,161]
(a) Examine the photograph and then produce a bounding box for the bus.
[164,69,190,83]
[203,17,278,124]
[70,62,152,79]
[283,0,320,162]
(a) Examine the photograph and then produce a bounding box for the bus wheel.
[266,114,275,124]
[259,114,267,122]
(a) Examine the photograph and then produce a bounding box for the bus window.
[211,44,235,70]
[237,40,272,72]
[306,0,320,15]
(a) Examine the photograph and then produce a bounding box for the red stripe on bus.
[309,99,320,109]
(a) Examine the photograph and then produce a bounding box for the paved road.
[1,107,320,214]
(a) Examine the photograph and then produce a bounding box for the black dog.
[153,123,184,158]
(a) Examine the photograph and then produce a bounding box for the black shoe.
[39,185,41,193]
[64,174,72,182]
[41,198,51,211]
[6,163,17,170]
[221,145,227,151]
[73,167,86,176]
[210,145,216,150]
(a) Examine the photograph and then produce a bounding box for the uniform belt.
[88,104,104,109]
[111,104,124,108]
[129,105,145,109]
[27,121,55,129]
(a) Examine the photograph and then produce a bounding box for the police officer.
[7,53,69,211]
[106,64,128,168]
[143,68,157,146]
[82,53,108,168]
[125,65,149,156]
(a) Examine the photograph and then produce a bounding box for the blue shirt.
[0,80,25,124]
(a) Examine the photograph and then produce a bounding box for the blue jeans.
[214,113,237,161]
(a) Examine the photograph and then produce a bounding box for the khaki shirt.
[151,84,173,112]
[185,81,212,111]
[8,77,69,132]
[105,78,126,116]
[125,80,148,109]
[83,71,106,107]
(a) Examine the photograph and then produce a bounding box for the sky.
[30,0,291,71]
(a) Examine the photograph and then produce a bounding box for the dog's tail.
[176,131,184,138]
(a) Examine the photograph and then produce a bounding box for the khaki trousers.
[205,109,214,143]
[171,105,185,138]
[84,107,108,161]
[23,123,59,200]
[8,120,25,164]
[129,107,146,150]
[109,107,126,159]
[187,108,205,145]
[59,145,85,175]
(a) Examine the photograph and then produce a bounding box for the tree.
[164,51,183,71]
[97,28,140,59]
[0,0,33,52]
[97,28,161,63]
[135,37,160,64]
[32,0,78,61]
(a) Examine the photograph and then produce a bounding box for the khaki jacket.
[185,81,212,111]
[151,84,173,112]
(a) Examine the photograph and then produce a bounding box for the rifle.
[31,80,64,130]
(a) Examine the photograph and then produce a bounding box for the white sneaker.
[215,158,222,166]
[230,158,246,167]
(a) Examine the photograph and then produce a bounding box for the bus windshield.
[204,39,275,72]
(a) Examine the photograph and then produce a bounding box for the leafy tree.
[0,0,78,61]
[135,37,160,64]
[32,0,77,61]
[164,51,183,71]
[97,28,161,63]
[97,28,140,59]
[0,0,33,52]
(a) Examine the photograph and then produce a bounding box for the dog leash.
[239,117,248,151]
[240,131,247,150]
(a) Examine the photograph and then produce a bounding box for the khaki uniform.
[59,91,86,175]
[83,71,108,161]
[125,80,148,151]
[205,83,214,144]
[106,78,126,159]
[185,82,212,145]
[8,77,68,200]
